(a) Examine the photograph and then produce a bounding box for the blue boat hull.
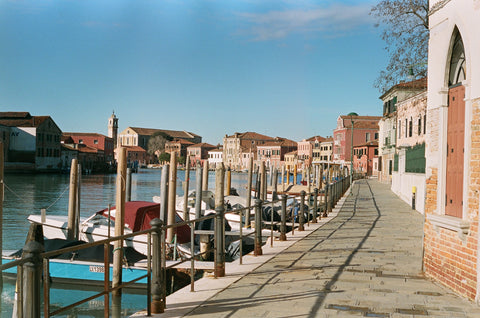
[2,258,148,287]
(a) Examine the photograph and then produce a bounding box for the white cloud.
[237,3,374,41]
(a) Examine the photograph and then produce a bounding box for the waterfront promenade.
[133,179,480,317]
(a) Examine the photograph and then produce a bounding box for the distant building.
[333,115,381,170]
[61,142,105,173]
[187,143,216,167]
[0,124,10,162]
[118,127,201,164]
[298,136,326,168]
[107,112,119,149]
[284,151,298,173]
[165,139,194,158]
[352,141,378,176]
[378,77,427,183]
[208,148,223,169]
[63,132,115,164]
[391,90,427,214]
[115,146,147,167]
[240,148,254,171]
[256,137,297,169]
[312,137,333,166]
[223,132,275,170]
[0,112,62,172]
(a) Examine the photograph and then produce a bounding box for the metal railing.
[1,175,353,317]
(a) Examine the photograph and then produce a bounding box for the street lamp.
[347,112,358,194]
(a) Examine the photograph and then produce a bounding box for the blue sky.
[0,0,386,145]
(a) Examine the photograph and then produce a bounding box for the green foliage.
[158,152,171,163]
[178,156,186,165]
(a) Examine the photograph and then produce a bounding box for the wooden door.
[445,85,465,218]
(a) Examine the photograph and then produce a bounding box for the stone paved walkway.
[135,179,480,317]
[135,180,480,318]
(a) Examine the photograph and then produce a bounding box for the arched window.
[449,29,466,86]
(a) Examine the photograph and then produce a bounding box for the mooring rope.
[3,181,70,211]
[44,184,70,210]
[3,182,30,204]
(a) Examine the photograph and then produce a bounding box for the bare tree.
[370,0,429,93]
[147,131,172,158]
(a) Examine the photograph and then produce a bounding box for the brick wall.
[424,221,478,300]
[423,98,480,301]
[424,167,438,214]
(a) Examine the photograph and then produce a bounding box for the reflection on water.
[1,168,251,317]
[0,281,147,317]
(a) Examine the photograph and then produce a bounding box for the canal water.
[1,168,252,317]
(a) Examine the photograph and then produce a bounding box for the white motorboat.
[28,201,191,256]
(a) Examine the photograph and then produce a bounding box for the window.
[418,117,422,135]
[424,114,427,134]
[398,121,401,138]
[405,119,408,137]
[94,139,98,144]
[79,139,83,144]
[366,133,370,142]
[409,118,413,137]
[374,133,378,140]
[405,143,426,173]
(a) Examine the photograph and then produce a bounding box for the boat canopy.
[97,201,190,243]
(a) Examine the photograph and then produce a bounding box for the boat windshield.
[83,213,115,227]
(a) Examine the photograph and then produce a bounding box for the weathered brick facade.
[424,0,480,303]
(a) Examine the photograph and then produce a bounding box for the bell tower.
[108,111,118,149]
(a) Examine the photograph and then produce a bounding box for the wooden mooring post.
[167,153,177,243]
[202,160,209,191]
[299,191,305,231]
[293,164,297,185]
[195,162,203,219]
[254,199,263,256]
[246,156,253,227]
[22,241,44,317]
[226,166,231,196]
[75,163,82,240]
[113,147,127,297]
[260,162,266,201]
[126,167,132,202]
[160,164,169,224]
[67,159,78,241]
[183,156,190,221]
[312,188,318,223]
[214,163,225,277]
[280,194,287,241]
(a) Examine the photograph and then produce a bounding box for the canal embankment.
[133,179,480,318]
[130,186,348,317]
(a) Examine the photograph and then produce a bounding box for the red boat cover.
[99,201,190,244]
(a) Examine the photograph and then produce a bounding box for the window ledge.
[427,214,470,241]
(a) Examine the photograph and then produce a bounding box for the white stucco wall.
[9,127,36,151]
[391,171,425,214]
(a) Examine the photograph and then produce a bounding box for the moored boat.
[2,238,148,289]
[27,201,191,256]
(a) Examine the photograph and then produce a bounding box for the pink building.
[63,132,115,164]
[333,115,381,166]
[297,136,326,167]
[257,138,297,169]
[353,141,378,176]
[187,143,216,167]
